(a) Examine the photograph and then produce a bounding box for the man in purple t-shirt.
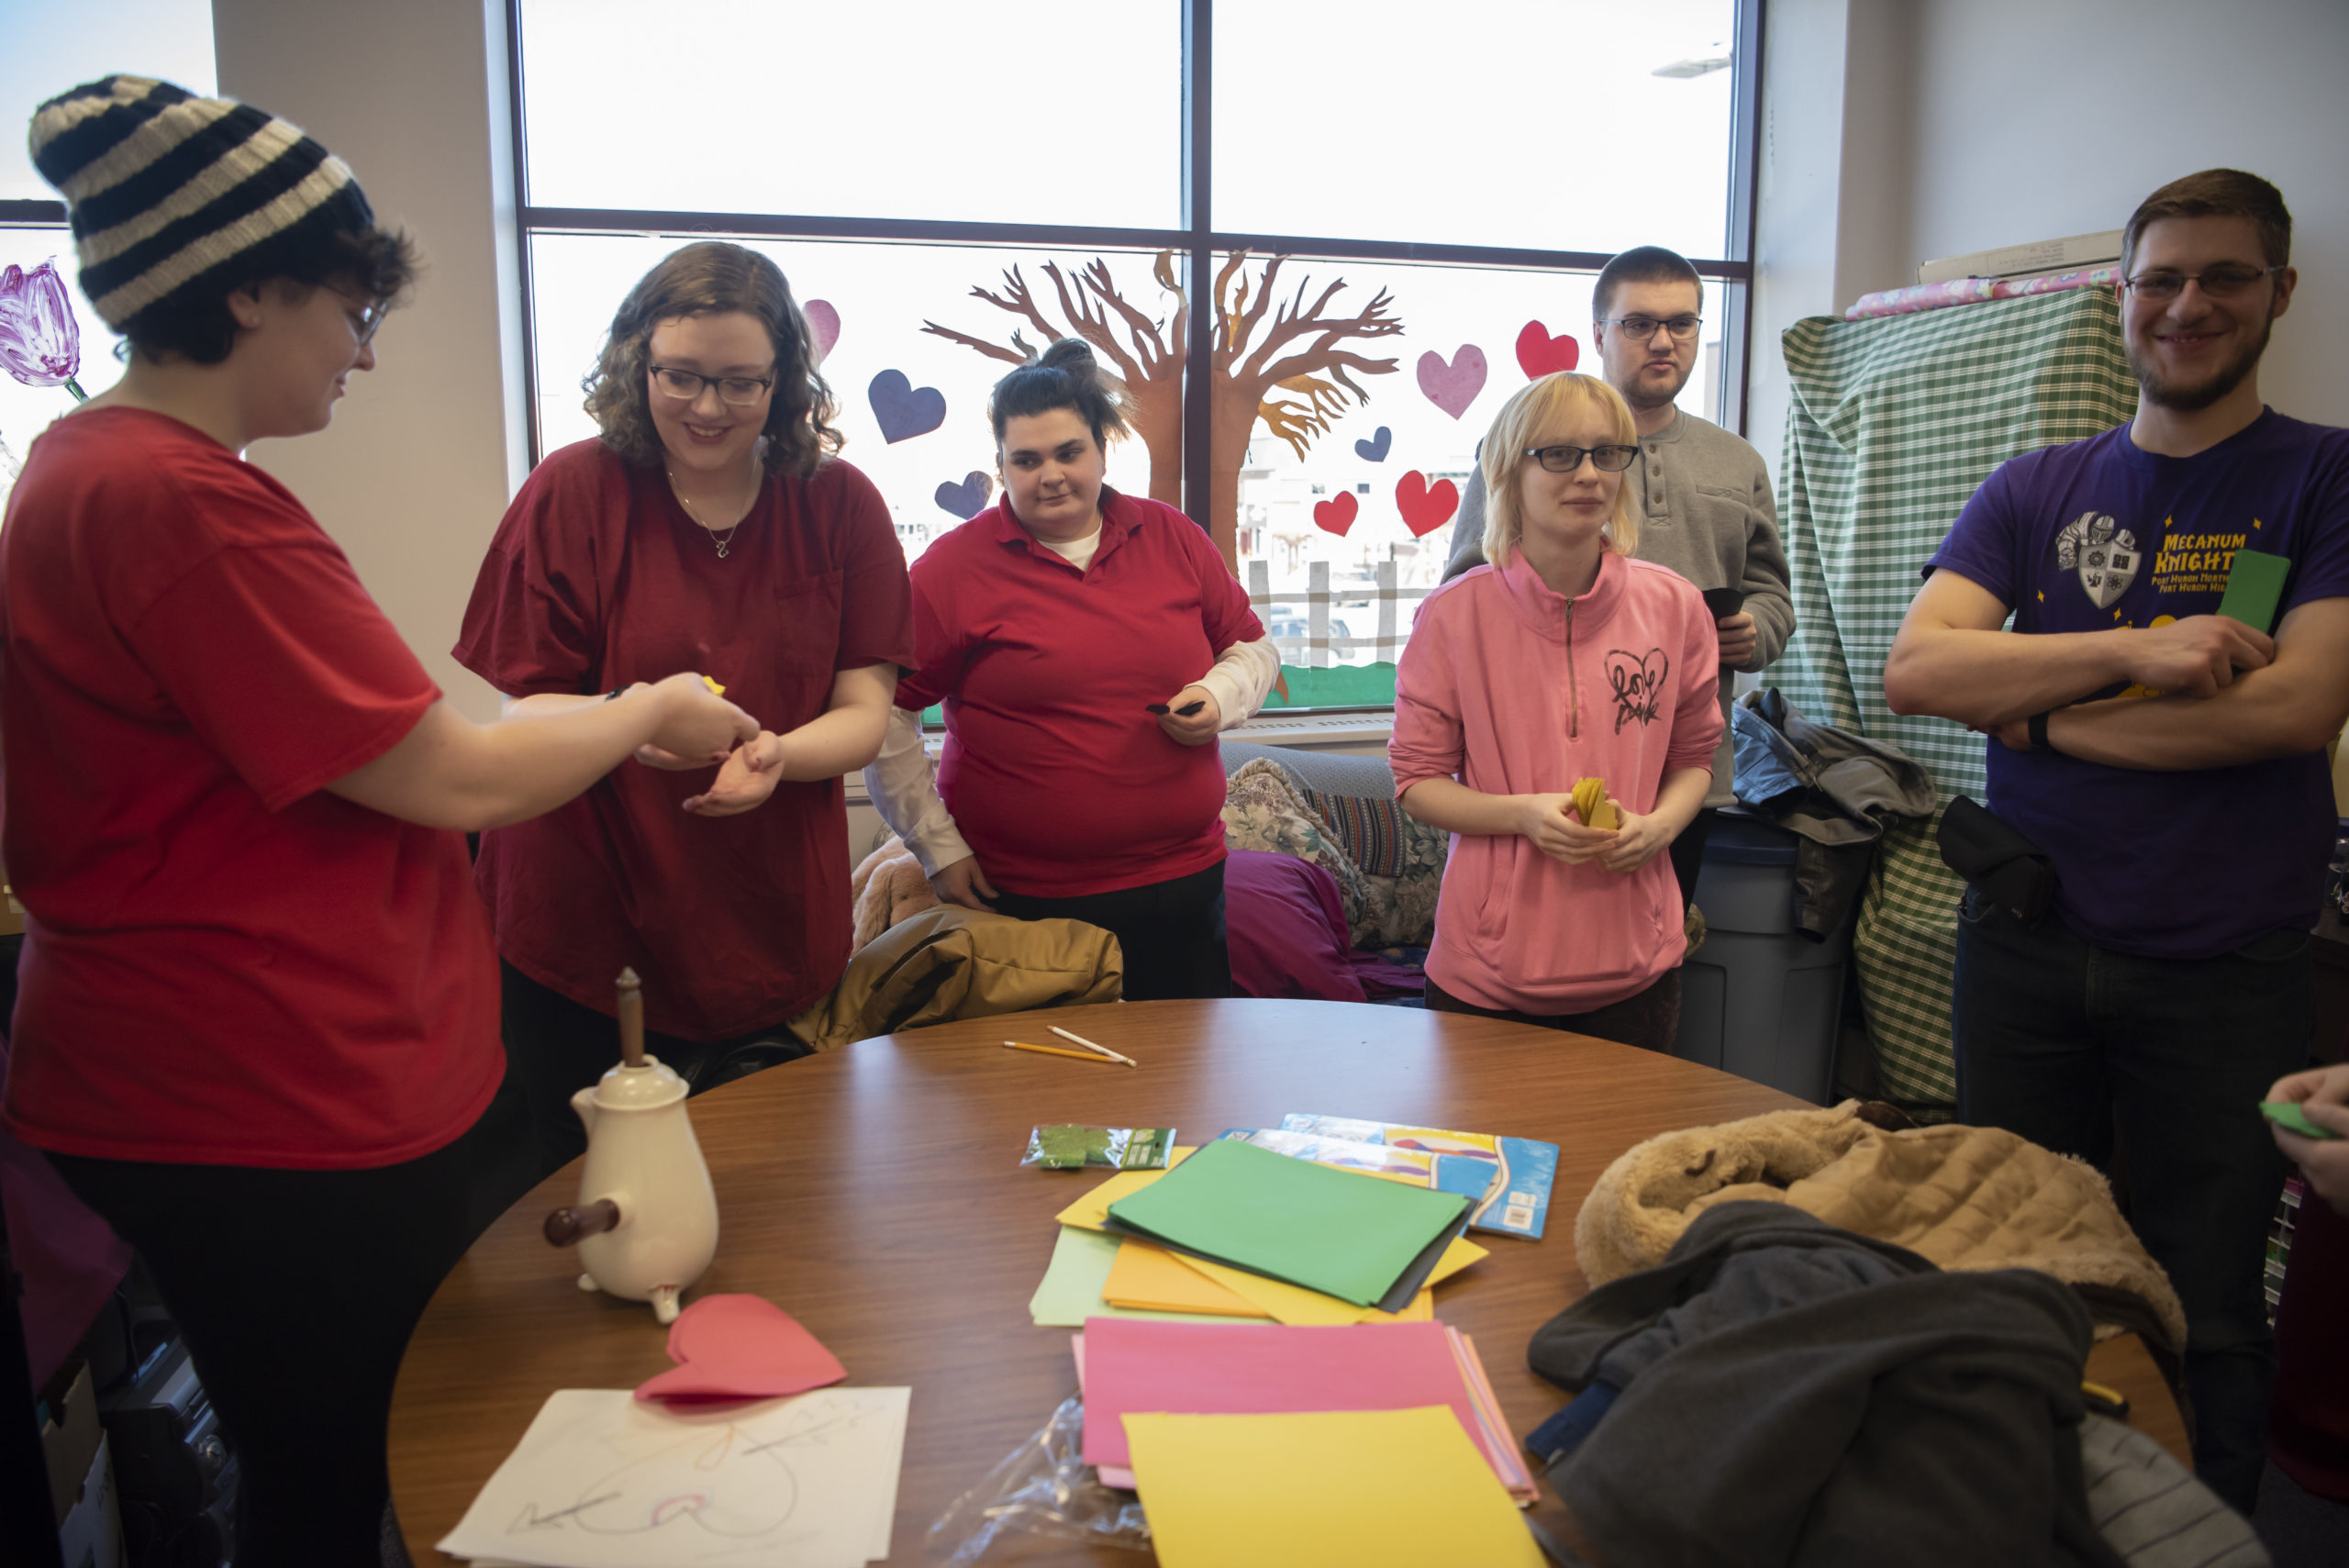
[1886,170,2349,1513]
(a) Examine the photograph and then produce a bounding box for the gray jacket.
[1444,411,1793,807]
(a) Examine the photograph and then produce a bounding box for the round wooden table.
[389,998,2182,1562]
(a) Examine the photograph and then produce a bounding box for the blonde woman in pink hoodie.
[1391,373,1722,1051]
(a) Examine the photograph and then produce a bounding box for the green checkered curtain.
[1774,288,2137,1109]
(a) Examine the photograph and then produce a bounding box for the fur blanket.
[1574,1099,2187,1349]
[851,835,940,950]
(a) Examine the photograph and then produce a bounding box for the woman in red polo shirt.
[1,80,754,1562]
[456,241,912,1173]
[867,339,1276,998]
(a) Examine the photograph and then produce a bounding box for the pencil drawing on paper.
[504,1392,874,1546]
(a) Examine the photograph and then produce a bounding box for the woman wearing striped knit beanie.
[1,78,752,1561]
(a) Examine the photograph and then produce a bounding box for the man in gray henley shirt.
[1442,245,1793,906]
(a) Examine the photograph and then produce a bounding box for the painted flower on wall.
[0,261,85,400]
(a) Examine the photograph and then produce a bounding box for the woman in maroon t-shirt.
[868,339,1276,999]
[456,242,912,1173]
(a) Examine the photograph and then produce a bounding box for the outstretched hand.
[930,854,1000,910]
[683,731,785,817]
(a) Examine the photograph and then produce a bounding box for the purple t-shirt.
[1928,409,2349,960]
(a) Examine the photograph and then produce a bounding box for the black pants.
[1424,969,1682,1054]
[988,861,1234,1001]
[46,1088,525,1566]
[1667,806,1718,915]
[500,961,812,1180]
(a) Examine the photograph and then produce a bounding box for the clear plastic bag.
[927,1395,1151,1562]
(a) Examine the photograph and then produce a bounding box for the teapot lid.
[592,1054,687,1110]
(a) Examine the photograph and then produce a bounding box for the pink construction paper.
[1075,1317,1486,1473]
[633,1294,847,1403]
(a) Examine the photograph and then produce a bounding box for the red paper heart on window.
[1396,471,1458,537]
[1515,320,1580,378]
[1312,492,1359,536]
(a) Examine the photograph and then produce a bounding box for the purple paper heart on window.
[869,369,946,443]
[1417,346,1486,420]
[0,261,84,397]
[1353,425,1392,463]
[803,299,840,362]
[934,471,993,518]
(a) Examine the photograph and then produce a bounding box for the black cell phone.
[1702,587,1745,621]
[1146,701,1208,717]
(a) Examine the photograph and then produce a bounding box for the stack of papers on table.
[437,1386,908,1567]
[1073,1318,1536,1504]
[1102,1138,1473,1309]
[1123,1407,1543,1567]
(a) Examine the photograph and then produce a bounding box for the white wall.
[212,0,524,722]
[1751,0,2349,470]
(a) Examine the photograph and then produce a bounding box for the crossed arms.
[1883,569,2349,770]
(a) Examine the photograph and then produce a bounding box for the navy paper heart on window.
[869,369,946,443]
[1353,425,1392,463]
[934,471,993,518]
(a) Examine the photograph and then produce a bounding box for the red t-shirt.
[897,490,1263,897]
[0,409,502,1169]
[454,440,913,1040]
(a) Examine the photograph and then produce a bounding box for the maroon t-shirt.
[454,439,913,1039]
[1,409,501,1168]
[896,490,1263,897]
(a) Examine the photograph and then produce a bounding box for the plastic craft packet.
[1022,1125,1175,1170]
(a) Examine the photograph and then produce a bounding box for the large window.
[523,1,1758,687]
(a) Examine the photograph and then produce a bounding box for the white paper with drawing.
[437,1385,909,1567]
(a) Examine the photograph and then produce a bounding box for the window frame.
[500,0,1763,474]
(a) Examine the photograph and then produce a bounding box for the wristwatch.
[2027,710,2053,752]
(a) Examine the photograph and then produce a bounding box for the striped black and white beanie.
[28,75,373,334]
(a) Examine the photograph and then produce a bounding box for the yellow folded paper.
[1102,1240,1273,1318]
[701,674,726,695]
[1165,1237,1485,1327]
[1124,1407,1543,1568]
[1571,775,1620,830]
[1055,1149,1195,1232]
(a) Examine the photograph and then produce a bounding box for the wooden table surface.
[389,998,2183,1563]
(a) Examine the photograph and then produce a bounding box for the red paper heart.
[634,1293,847,1404]
[1396,471,1458,538]
[1313,491,1359,537]
[1515,320,1579,378]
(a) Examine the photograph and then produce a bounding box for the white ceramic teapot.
[542,969,718,1323]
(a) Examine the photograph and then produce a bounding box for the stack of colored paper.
[1029,1147,1492,1329]
[1102,1137,1473,1309]
[1073,1318,1537,1504]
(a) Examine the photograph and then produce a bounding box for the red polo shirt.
[897,490,1262,897]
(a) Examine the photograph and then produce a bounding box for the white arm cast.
[863,706,974,876]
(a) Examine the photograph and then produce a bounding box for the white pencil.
[1051,1024,1138,1067]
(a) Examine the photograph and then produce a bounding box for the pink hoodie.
[1390,547,1722,1015]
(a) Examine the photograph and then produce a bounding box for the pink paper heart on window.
[633,1293,847,1404]
[803,299,841,361]
[1416,345,1486,420]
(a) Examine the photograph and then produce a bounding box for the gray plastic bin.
[1673,814,1851,1104]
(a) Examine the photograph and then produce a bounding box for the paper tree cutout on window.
[922,252,1403,566]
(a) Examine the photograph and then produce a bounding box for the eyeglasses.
[1600,314,1704,343]
[1525,443,1639,474]
[650,365,776,406]
[2121,264,2284,302]
[330,290,389,345]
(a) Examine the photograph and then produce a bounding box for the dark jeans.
[1952,887,2311,1515]
[46,1087,525,1566]
[1667,806,1719,915]
[501,961,812,1180]
[988,861,1233,1002]
[1424,969,1682,1053]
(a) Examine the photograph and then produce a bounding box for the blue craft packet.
[1264,1114,1560,1240]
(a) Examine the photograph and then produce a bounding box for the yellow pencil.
[1002,1040,1118,1064]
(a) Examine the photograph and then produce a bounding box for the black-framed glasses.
[330,289,390,345]
[1525,443,1639,474]
[2121,264,2285,302]
[1599,314,1703,342]
[649,365,776,406]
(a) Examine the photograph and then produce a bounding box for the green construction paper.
[1259,663,1398,709]
[1105,1138,1470,1307]
[2262,1100,2340,1141]
[1029,1224,1241,1328]
[2216,549,2289,633]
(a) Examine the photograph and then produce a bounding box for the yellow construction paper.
[1165,1237,1484,1326]
[1055,1147,1196,1232]
[701,674,726,695]
[1123,1407,1542,1568]
[1103,1240,1273,1318]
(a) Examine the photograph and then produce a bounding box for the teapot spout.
[571,1084,598,1139]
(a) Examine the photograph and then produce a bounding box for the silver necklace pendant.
[711,528,738,559]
